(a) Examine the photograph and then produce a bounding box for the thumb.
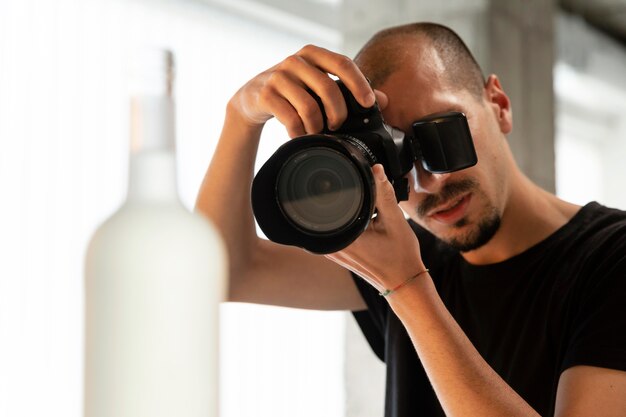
[372,164,401,217]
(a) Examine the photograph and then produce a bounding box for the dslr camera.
[252,80,477,254]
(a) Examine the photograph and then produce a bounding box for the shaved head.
[354,23,485,100]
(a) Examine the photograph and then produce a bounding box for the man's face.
[376,53,511,252]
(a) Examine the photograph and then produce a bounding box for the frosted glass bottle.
[84,49,226,417]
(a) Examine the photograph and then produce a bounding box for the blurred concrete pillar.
[488,1,556,192]
[341,1,556,416]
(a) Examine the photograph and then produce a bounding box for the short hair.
[354,22,485,100]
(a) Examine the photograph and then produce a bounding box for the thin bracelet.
[379,269,430,297]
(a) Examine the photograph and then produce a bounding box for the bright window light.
[0,1,346,416]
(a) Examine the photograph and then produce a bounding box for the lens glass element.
[276,147,364,234]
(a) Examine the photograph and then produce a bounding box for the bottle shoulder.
[86,202,227,289]
[88,201,224,252]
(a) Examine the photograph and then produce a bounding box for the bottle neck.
[126,95,179,203]
[127,150,178,202]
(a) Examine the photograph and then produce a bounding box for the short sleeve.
[561,253,626,372]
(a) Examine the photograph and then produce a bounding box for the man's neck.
[461,173,581,265]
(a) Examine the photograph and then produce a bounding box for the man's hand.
[326,164,426,295]
[229,45,376,138]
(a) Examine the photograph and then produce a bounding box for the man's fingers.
[274,54,346,130]
[274,76,325,135]
[260,93,306,138]
[249,45,376,138]
[296,45,375,108]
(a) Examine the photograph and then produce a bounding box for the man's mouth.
[429,194,472,225]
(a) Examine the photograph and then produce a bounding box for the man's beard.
[446,210,501,252]
[416,178,502,252]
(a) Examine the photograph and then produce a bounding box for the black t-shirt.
[352,202,626,417]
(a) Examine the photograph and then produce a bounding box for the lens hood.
[252,134,375,254]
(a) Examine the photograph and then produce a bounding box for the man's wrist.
[379,268,430,297]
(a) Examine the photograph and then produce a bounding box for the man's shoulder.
[555,202,626,288]
[571,202,626,248]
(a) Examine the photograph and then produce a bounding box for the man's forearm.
[195,102,264,277]
[387,274,541,417]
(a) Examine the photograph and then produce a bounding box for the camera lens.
[276,147,365,233]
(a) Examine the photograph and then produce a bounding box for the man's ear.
[484,74,512,134]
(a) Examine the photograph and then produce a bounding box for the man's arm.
[195,45,376,311]
[554,365,626,417]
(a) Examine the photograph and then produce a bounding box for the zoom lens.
[252,134,375,254]
[276,147,364,234]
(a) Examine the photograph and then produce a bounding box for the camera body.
[252,80,477,254]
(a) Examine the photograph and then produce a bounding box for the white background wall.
[0,1,347,416]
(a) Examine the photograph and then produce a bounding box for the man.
[196,22,626,416]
